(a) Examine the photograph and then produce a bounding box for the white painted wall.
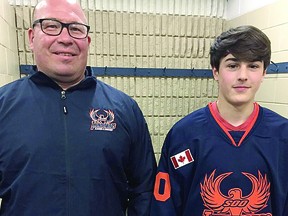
[9,0,227,17]
[0,0,19,86]
[226,0,279,20]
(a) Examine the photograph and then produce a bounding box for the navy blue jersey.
[151,104,288,216]
[0,70,156,215]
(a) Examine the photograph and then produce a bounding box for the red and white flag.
[170,149,194,169]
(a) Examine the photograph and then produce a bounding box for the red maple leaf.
[178,155,186,163]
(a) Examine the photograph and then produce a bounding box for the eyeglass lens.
[41,19,88,39]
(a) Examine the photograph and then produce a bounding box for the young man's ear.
[261,69,267,82]
[212,67,219,81]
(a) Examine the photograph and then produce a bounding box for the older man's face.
[28,0,91,89]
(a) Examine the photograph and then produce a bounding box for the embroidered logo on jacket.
[89,109,117,131]
[170,149,194,169]
[200,170,271,216]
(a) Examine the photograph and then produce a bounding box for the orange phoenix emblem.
[200,170,271,216]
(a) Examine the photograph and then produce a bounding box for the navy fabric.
[151,105,288,216]
[0,70,156,215]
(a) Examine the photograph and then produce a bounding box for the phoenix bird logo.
[90,109,115,124]
[89,109,116,131]
[200,170,271,216]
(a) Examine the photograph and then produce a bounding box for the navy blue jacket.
[151,104,288,216]
[0,69,156,215]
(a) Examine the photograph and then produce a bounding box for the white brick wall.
[0,0,19,86]
[97,76,218,156]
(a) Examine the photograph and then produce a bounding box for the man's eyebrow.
[224,57,239,62]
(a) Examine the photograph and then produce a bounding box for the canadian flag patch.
[170,149,194,169]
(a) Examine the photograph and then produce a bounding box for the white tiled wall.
[226,0,279,20]
[0,0,19,86]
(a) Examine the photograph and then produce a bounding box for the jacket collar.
[29,66,97,91]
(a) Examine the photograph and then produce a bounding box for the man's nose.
[238,67,248,80]
[57,27,73,43]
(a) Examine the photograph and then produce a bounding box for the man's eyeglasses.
[32,18,90,39]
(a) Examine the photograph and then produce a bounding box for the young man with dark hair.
[151,25,288,215]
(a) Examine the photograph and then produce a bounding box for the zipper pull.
[63,106,68,114]
[61,91,68,114]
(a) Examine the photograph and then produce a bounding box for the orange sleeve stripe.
[153,172,171,202]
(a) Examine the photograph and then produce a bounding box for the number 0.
[153,172,171,201]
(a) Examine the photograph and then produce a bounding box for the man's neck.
[57,79,84,90]
[216,100,255,127]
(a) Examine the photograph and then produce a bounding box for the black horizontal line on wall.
[20,62,288,78]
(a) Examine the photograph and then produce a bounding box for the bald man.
[0,0,156,215]
[29,0,91,90]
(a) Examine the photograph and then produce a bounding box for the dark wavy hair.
[210,25,271,71]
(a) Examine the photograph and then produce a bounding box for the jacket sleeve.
[126,102,157,216]
[150,130,183,216]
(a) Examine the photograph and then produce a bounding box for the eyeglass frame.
[32,18,90,39]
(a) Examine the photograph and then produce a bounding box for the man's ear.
[28,28,35,51]
[87,35,91,45]
[212,67,219,81]
[262,69,267,82]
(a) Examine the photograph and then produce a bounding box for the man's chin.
[52,67,78,76]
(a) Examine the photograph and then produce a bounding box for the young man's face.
[212,54,266,107]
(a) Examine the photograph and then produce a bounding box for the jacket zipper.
[61,90,70,216]
[61,90,68,114]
